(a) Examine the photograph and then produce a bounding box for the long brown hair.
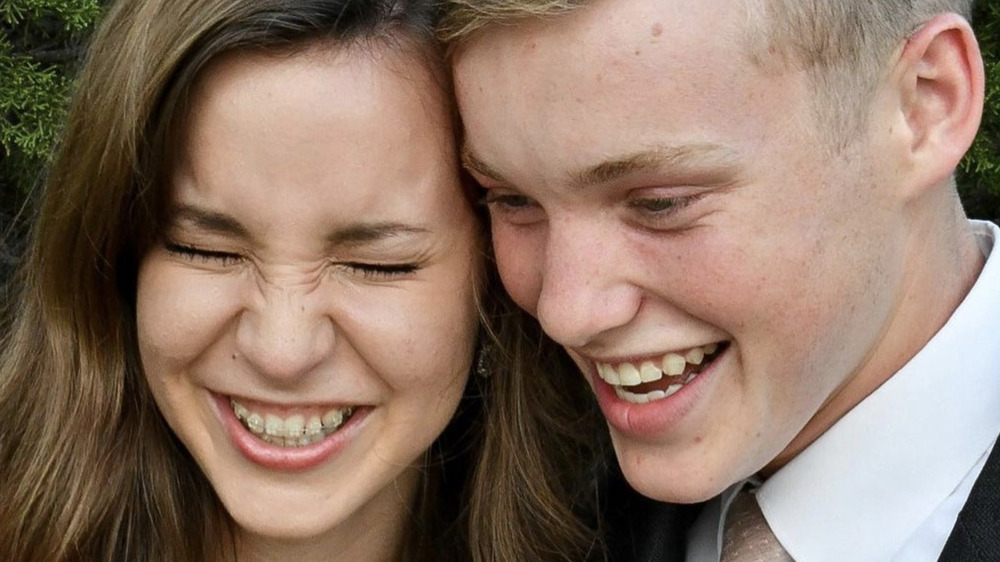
[471,246,613,562]
[0,1,474,560]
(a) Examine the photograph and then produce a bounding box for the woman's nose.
[235,282,335,384]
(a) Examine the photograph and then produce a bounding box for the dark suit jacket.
[939,437,1000,561]
[609,436,1000,561]
[603,466,698,562]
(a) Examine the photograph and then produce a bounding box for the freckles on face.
[456,0,906,502]
[135,44,481,550]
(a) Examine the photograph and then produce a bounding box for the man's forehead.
[451,0,800,190]
[453,0,756,90]
[454,0,744,50]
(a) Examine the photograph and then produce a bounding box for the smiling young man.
[443,0,1000,560]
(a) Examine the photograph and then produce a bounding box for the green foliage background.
[0,0,999,257]
[0,0,99,212]
[960,0,1000,221]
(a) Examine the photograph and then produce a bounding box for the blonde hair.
[744,0,975,142]
[439,0,584,43]
[0,1,477,560]
[440,0,975,142]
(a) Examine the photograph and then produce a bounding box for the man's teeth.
[596,342,720,403]
[615,382,687,404]
[230,399,354,448]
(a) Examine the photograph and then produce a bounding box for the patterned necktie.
[720,489,794,562]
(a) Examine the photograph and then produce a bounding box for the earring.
[475,341,493,378]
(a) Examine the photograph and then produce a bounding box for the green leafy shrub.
[0,0,100,281]
[0,0,99,218]
[961,1,1000,222]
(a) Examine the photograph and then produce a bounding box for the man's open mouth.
[595,342,729,404]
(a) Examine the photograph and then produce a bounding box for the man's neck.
[762,195,984,476]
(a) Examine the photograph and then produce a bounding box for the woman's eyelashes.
[335,262,420,281]
[164,240,244,266]
[164,239,421,280]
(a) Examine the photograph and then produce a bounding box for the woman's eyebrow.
[327,223,431,248]
[170,204,250,238]
[169,204,430,248]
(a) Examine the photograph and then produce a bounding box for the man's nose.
[534,220,641,349]
[235,280,334,384]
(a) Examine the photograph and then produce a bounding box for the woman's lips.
[214,393,370,472]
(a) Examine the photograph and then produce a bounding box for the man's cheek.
[493,233,543,315]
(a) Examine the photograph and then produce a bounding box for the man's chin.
[612,442,735,504]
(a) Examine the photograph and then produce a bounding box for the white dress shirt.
[688,220,1000,562]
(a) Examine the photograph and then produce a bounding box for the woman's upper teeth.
[230,399,354,444]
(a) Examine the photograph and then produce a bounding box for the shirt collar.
[757,220,1000,561]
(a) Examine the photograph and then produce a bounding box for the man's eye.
[629,197,682,213]
[338,262,420,281]
[164,241,244,266]
[624,192,712,232]
[628,194,704,216]
[630,197,677,213]
[483,193,538,211]
[482,191,546,227]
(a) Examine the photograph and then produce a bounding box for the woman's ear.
[894,13,984,192]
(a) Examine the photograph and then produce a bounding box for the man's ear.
[893,13,984,195]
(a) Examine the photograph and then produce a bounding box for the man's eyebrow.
[573,143,740,188]
[461,146,508,185]
[460,142,738,189]
[170,204,250,238]
[327,222,431,247]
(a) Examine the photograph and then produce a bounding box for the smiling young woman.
[136,39,483,562]
[0,1,484,561]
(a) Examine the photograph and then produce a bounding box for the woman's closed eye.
[165,237,422,282]
[164,240,245,267]
[336,261,420,281]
